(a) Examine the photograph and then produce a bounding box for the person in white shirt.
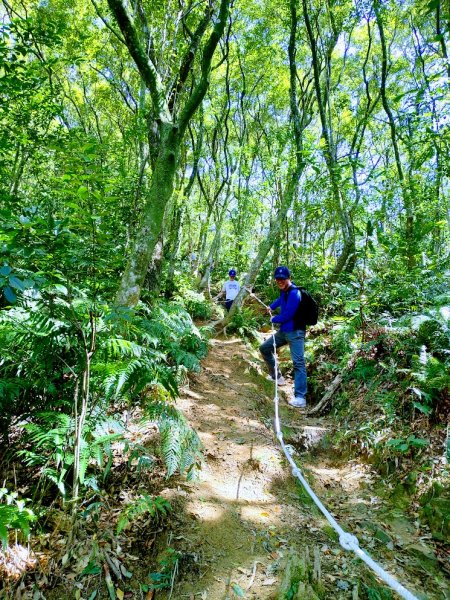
[215,269,240,311]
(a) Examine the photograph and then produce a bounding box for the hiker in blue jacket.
[259,266,307,408]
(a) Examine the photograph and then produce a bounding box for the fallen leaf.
[116,590,124,600]
[262,578,277,586]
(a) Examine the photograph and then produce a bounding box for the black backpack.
[287,285,319,328]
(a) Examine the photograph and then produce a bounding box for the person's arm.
[271,290,301,323]
[214,283,226,300]
[269,297,281,311]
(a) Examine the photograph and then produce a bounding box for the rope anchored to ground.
[247,288,420,600]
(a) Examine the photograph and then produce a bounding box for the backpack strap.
[286,284,305,330]
[285,284,300,300]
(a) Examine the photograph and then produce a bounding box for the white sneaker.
[266,374,287,386]
[288,397,307,408]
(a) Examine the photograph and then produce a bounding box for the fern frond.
[105,338,145,358]
[116,495,171,534]
[144,401,203,477]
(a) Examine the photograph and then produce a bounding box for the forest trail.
[158,337,448,600]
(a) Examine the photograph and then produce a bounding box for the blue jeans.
[225,300,233,312]
[259,330,307,399]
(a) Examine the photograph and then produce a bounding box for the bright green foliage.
[116,495,170,534]
[146,400,203,479]
[308,278,449,468]
[144,547,182,592]
[0,287,207,498]
[0,488,36,548]
[227,306,263,339]
[386,436,429,454]
[17,412,124,497]
[174,289,213,320]
[0,0,449,589]
[363,582,393,600]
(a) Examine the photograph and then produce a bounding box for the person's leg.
[286,330,307,399]
[225,300,233,312]
[259,331,287,378]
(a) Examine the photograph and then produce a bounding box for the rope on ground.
[246,288,420,600]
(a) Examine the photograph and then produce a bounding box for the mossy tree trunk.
[106,0,230,307]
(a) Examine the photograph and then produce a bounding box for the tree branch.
[106,0,170,121]
[90,0,126,45]
[177,0,231,137]
[168,5,213,113]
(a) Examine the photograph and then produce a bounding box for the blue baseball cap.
[274,266,290,279]
[229,269,236,277]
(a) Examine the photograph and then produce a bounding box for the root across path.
[158,337,449,600]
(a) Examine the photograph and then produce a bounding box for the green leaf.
[0,522,8,548]
[407,436,429,447]
[120,564,133,578]
[412,401,432,415]
[81,561,102,576]
[77,186,89,198]
[232,583,246,597]
[53,284,69,295]
[0,265,11,276]
[3,286,17,303]
[8,276,25,291]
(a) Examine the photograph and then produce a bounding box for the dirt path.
[158,337,449,600]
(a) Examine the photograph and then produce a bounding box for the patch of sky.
[334,33,358,58]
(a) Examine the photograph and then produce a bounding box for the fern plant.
[1,287,207,514]
[174,289,212,319]
[145,401,203,479]
[227,306,261,338]
[116,495,171,534]
[17,412,125,498]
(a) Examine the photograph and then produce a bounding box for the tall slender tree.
[105,0,231,306]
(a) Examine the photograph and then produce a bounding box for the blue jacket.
[270,284,302,332]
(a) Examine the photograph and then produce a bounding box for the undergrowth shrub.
[116,495,171,534]
[0,288,207,508]
[328,318,359,363]
[174,289,212,320]
[315,298,449,473]
[227,306,261,338]
[0,488,35,548]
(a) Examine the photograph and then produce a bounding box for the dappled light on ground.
[157,336,448,599]
[0,544,40,580]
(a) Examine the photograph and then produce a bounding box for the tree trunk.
[115,125,179,306]
[107,0,230,306]
[218,0,309,325]
[224,165,303,323]
[373,0,415,266]
[301,0,355,282]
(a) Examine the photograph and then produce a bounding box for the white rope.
[251,288,420,600]
[244,287,271,310]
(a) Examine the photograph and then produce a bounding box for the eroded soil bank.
[156,336,449,600]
